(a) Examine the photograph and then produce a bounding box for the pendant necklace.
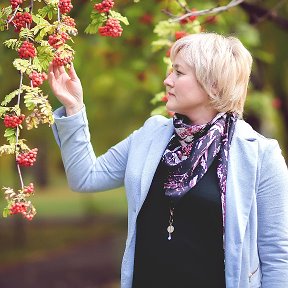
[167,206,175,240]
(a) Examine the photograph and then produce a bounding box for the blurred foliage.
[0,0,288,194]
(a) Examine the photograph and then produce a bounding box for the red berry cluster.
[10,202,27,215]
[24,183,34,194]
[16,148,38,167]
[10,0,23,9]
[4,114,25,128]
[48,32,70,49]
[52,51,73,66]
[29,71,48,87]
[94,0,114,13]
[12,12,32,33]
[18,41,36,59]
[9,202,34,220]
[62,16,76,28]
[98,18,123,37]
[58,0,73,14]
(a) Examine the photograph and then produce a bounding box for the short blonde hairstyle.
[170,33,253,117]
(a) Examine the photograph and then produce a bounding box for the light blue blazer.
[52,106,288,288]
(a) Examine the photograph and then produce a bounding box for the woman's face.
[163,53,217,124]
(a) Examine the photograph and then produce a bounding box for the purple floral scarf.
[162,112,237,234]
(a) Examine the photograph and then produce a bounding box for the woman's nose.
[163,73,174,87]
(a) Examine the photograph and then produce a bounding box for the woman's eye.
[175,70,182,76]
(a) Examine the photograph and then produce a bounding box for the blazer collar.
[139,119,174,210]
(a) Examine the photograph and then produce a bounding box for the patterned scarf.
[162,112,237,233]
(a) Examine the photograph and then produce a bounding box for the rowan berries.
[48,32,69,49]
[10,202,27,215]
[3,114,25,128]
[29,71,48,87]
[94,0,114,13]
[24,183,34,194]
[58,0,73,14]
[52,51,73,66]
[16,148,38,167]
[98,18,123,37]
[62,16,76,28]
[10,0,23,10]
[18,41,36,59]
[12,12,32,33]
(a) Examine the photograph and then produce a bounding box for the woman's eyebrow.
[172,64,181,69]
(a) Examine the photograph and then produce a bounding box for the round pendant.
[167,225,174,233]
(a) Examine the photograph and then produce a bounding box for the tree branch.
[240,1,288,31]
[163,0,245,22]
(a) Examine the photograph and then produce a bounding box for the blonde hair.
[170,33,253,117]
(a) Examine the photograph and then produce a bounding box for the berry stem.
[15,71,24,190]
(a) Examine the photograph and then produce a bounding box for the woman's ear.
[211,82,218,96]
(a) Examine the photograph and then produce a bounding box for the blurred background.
[0,0,287,287]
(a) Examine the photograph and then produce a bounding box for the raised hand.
[48,62,84,116]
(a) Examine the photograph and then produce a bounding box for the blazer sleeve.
[52,106,133,192]
[257,140,288,287]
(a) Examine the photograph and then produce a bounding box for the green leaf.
[4,128,15,138]
[19,28,34,41]
[35,45,54,71]
[38,4,57,20]
[0,106,9,117]
[151,91,165,105]
[109,10,129,25]
[13,59,31,73]
[0,144,15,156]
[84,23,100,34]
[1,89,20,106]
[154,20,180,37]
[85,12,107,34]
[3,207,9,218]
[151,39,172,52]
[3,39,21,50]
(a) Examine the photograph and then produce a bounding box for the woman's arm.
[52,106,131,192]
[257,140,288,287]
[49,63,131,191]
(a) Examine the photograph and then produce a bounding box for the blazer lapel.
[138,120,174,212]
[225,120,259,287]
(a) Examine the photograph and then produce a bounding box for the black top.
[132,159,226,288]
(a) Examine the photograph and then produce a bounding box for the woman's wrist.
[65,103,84,116]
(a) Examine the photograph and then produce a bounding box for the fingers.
[67,62,78,80]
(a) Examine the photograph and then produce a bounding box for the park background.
[0,0,287,287]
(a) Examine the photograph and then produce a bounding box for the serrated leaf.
[0,144,15,156]
[109,11,129,25]
[0,106,9,117]
[1,89,20,106]
[19,28,34,41]
[3,39,21,50]
[38,4,57,20]
[4,128,15,138]
[84,23,99,34]
[13,59,31,73]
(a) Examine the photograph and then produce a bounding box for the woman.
[49,33,288,288]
